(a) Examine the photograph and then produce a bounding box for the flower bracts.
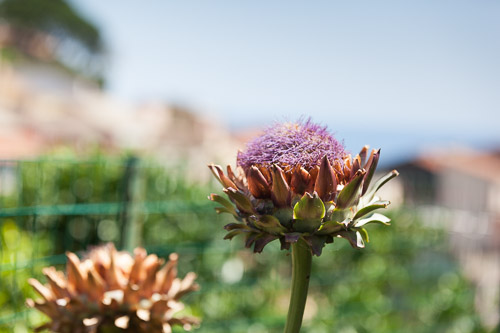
[209,120,398,256]
[27,244,199,333]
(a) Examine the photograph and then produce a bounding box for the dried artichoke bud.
[27,243,200,333]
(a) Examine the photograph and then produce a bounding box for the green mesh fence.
[0,157,489,333]
[0,157,290,332]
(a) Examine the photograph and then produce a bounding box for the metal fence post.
[118,156,142,252]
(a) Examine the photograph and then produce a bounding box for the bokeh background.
[0,0,499,332]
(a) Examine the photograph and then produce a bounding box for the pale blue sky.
[73,0,500,163]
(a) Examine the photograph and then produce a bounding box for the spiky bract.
[27,244,199,333]
[209,120,398,256]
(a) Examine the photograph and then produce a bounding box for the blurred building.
[389,148,500,328]
[1,0,242,177]
[0,59,241,181]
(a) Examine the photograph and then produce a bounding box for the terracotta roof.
[413,148,500,183]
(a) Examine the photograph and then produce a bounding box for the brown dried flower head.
[27,243,200,333]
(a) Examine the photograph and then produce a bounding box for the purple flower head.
[237,118,346,171]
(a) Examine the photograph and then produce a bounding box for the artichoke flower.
[209,119,399,256]
[27,243,200,333]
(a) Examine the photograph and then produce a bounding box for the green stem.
[284,238,312,333]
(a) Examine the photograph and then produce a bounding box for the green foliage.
[172,208,487,333]
[305,209,486,333]
[0,0,104,82]
[0,155,489,332]
[0,220,51,331]
[0,0,102,52]
[1,157,125,254]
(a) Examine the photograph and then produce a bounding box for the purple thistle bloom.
[209,116,398,256]
[237,118,346,171]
